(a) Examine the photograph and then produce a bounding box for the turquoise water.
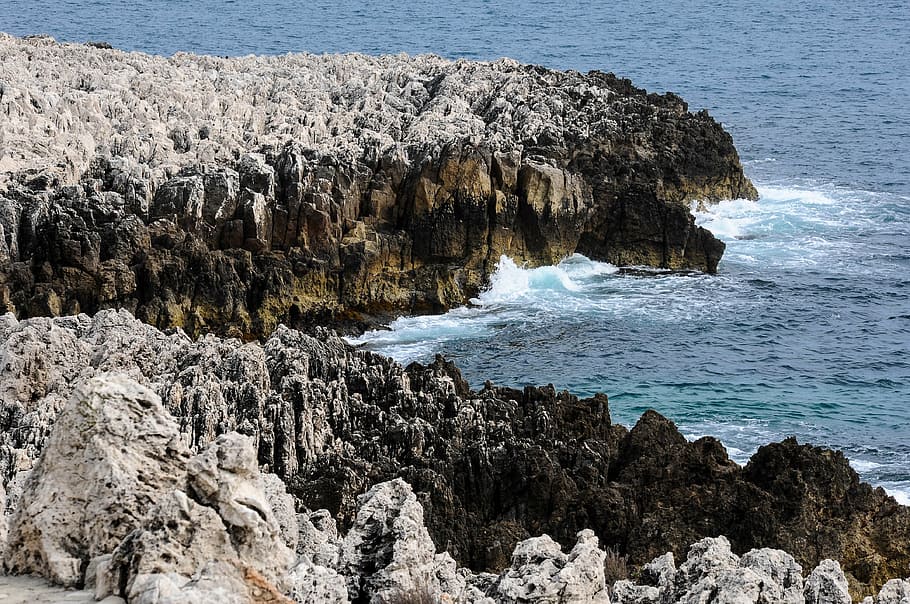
[2,1,908,498]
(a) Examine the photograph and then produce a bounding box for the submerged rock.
[0,33,756,337]
[0,310,908,598]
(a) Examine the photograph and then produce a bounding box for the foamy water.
[354,182,910,503]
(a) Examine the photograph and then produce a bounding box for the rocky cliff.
[0,310,906,599]
[0,34,756,337]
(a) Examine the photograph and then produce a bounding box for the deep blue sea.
[2,1,908,500]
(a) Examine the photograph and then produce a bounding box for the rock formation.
[0,33,756,337]
[0,310,907,599]
[0,374,295,602]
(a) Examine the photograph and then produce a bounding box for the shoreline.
[0,308,908,601]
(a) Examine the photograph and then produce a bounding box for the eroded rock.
[0,34,757,337]
[0,310,908,598]
[2,375,190,586]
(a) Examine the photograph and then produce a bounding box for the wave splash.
[352,182,910,501]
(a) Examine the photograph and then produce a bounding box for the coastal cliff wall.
[0,34,756,336]
[0,310,906,599]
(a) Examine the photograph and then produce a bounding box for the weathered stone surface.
[261,472,300,552]
[185,432,295,585]
[660,537,804,604]
[0,310,908,598]
[804,560,851,604]
[0,33,756,337]
[493,530,610,603]
[103,434,295,603]
[340,478,452,602]
[286,558,350,604]
[871,578,910,604]
[2,375,190,586]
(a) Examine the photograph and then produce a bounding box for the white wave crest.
[472,254,617,305]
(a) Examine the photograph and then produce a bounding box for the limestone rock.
[297,509,342,567]
[611,581,659,604]
[0,310,908,597]
[2,375,190,586]
[260,472,300,552]
[805,560,851,604]
[340,478,450,602]
[103,434,294,603]
[0,34,757,337]
[185,432,295,585]
[873,578,910,604]
[662,537,804,604]
[286,558,350,604]
[493,530,610,603]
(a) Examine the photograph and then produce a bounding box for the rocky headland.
[0,33,756,337]
[1,34,906,604]
[0,310,908,602]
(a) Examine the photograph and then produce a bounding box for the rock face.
[0,310,907,599]
[0,372,294,602]
[2,376,190,586]
[0,34,756,337]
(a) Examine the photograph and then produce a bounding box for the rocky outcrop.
[0,34,756,337]
[2,376,190,586]
[1,369,908,603]
[0,373,295,601]
[0,310,907,599]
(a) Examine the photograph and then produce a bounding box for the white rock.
[874,578,910,604]
[341,478,447,603]
[298,508,342,567]
[2,375,190,586]
[260,472,300,553]
[286,557,350,604]
[804,559,851,604]
[185,432,295,586]
[495,530,610,603]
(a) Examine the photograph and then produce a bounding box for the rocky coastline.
[0,310,908,603]
[0,34,907,604]
[0,33,756,338]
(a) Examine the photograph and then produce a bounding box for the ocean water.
[2,2,908,499]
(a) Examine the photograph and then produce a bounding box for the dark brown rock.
[1,311,903,598]
[0,37,757,338]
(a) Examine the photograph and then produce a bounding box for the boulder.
[340,478,453,602]
[493,530,610,603]
[872,578,910,604]
[100,434,294,603]
[805,560,851,604]
[2,375,190,586]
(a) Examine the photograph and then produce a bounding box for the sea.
[2,0,908,501]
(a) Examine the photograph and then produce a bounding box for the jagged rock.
[805,560,851,604]
[261,473,300,552]
[493,530,610,603]
[640,553,675,590]
[611,581,659,604]
[286,558,350,604]
[298,509,342,567]
[2,375,190,586]
[340,478,452,602]
[0,310,908,597]
[0,33,756,337]
[0,480,6,556]
[185,433,295,585]
[659,537,805,604]
[101,433,294,603]
[871,578,910,604]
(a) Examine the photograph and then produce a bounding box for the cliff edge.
[0,34,757,336]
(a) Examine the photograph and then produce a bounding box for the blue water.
[2,2,908,498]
